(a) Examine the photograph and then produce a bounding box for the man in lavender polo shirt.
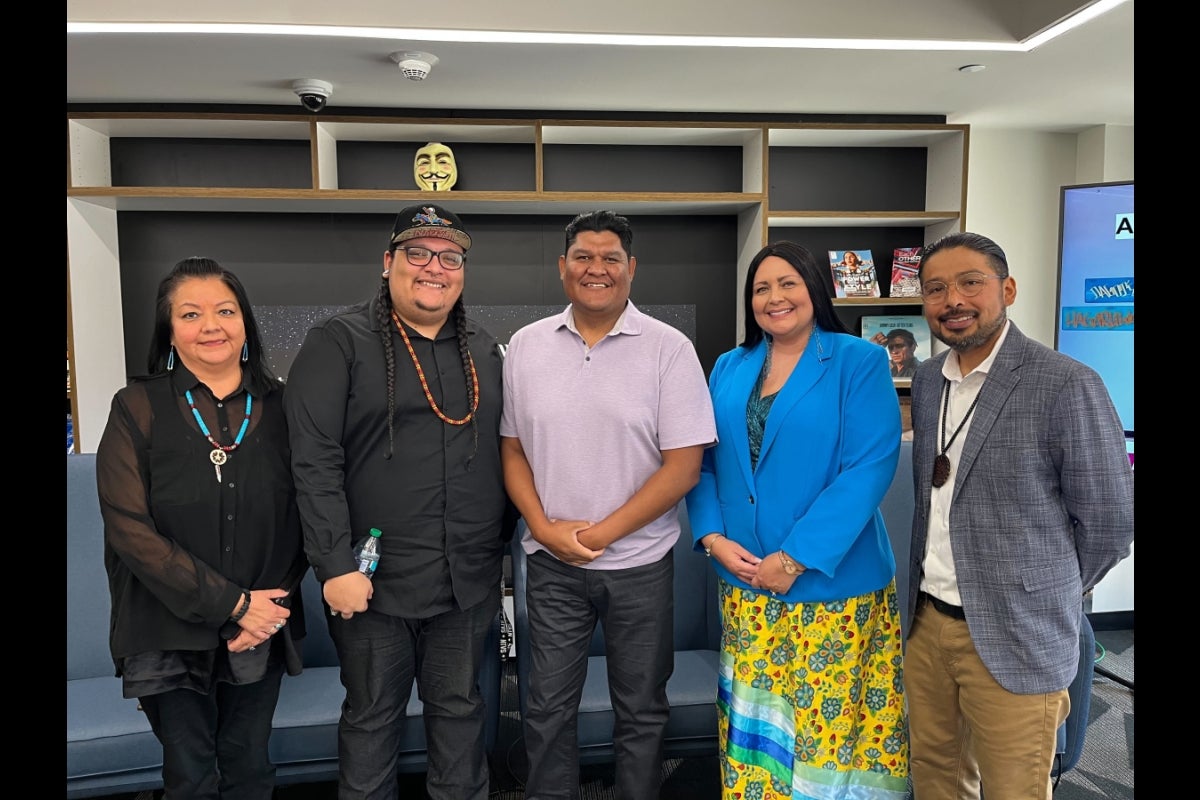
[500,210,716,800]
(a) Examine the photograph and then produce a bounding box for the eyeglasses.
[395,246,466,270]
[920,272,1003,303]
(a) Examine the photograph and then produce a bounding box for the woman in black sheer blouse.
[96,257,308,799]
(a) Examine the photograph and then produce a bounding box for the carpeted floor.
[1052,625,1134,800]
[111,627,1134,800]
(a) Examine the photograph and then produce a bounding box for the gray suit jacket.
[906,323,1133,694]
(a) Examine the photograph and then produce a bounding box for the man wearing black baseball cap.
[285,204,511,799]
[884,328,921,378]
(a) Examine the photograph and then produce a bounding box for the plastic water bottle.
[354,528,382,578]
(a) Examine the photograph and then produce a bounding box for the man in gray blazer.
[904,232,1134,800]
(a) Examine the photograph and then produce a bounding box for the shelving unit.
[66,110,967,452]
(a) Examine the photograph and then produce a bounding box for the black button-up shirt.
[96,366,307,694]
[284,296,508,619]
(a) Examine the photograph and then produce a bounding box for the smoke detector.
[390,51,439,81]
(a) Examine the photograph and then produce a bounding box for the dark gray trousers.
[522,550,674,800]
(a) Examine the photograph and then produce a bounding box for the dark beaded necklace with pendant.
[933,377,981,488]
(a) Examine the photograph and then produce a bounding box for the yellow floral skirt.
[716,578,909,800]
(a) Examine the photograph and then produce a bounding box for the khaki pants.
[904,601,1069,800]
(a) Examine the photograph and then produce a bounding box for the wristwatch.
[778,551,801,576]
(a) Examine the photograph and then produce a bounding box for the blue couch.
[66,453,502,798]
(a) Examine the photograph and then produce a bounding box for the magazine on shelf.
[828,249,880,298]
[861,314,931,382]
[889,246,923,298]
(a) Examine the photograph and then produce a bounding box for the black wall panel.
[116,211,737,380]
[768,147,927,211]
[336,142,537,191]
[110,139,313,188]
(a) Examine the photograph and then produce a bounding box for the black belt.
[919,591,966,620]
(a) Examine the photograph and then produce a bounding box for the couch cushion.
[67,453,117,681]
[577,648,720,754]
[66,676,162,790]
[880,441,913,633]
[271,665,431,768]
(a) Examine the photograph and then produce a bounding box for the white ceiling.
[66,0,1133,133]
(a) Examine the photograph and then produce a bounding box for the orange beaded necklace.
[391,309,479,425]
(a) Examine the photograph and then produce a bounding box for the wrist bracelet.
[229,590,252,623]
[703,534,725,557]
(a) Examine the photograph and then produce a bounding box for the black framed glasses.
[395,246,466,270]
[921,272,1003,304]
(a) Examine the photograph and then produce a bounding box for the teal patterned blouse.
[747,352,777,470]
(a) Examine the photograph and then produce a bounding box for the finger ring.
[249,646,256,651]
[274,622,284,630]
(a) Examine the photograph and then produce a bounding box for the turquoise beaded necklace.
[185,389,252,482]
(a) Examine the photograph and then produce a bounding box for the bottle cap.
[369,527,382,537]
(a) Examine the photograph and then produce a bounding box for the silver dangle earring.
[166,346,176,371]
[241,342,249,363]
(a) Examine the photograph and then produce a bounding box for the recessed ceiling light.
[958,64,986,73]
[66,1,1132,52]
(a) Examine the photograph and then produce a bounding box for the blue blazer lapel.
[757,329,832,468]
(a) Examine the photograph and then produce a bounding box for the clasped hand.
[227,587,292,653]
[709,539,800,596]
[324,571,374,621]
[534,518,605,566]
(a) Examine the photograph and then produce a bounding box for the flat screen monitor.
[1054,181,1134,434]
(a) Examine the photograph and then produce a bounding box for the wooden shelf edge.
[832,297,925,306]
[67,188,765,215]
[769,211,959,228]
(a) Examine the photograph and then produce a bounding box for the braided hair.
[375,276,479,461]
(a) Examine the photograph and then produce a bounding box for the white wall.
[963,124,1134,613]
[1076,124,1134,185]
[961,128,1078,348]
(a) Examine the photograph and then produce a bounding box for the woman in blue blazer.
[685,241,908,800]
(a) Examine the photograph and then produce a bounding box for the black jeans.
[139,661,284,800]
[328,591,500,800]
[522,550,674,800]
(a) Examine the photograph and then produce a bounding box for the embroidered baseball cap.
[389,204,472,251]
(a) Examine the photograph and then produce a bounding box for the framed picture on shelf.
[829,249,880,298]
[861,314,931,382]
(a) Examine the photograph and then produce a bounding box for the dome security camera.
[292,79,332,112]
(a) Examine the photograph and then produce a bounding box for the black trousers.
[327,591,500,800]
[139,662,284,800]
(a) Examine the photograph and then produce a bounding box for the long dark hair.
[375,263,478,460]
[146,256,275,392]
[741,241,851,349]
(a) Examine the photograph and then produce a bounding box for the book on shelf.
[861,314,931,382]
[829,249,880,298]
[889,246,923,298]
